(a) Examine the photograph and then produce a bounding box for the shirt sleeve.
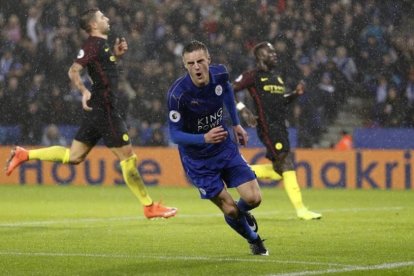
[167,89,205,145]
[75,40,98,67]
[233,70,255,93]
[223,81,240,126]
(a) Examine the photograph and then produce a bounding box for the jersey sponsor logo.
[169,110,181,123]
[263,85,285,94]
[215,85,223,96]
[77,49,85,59]
[260,77,268,82]
[197,108,223,131]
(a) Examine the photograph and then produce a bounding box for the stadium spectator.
[359,34,387,85]
[233,41,321,220]
[377,86,407,127]
[315,72,337,129]
[20,99,43,145]
[374,73,393,104]
[296,57,323,146]
[146,126,167,147]
[334,130,353,150]
[43,84,68,124]
[0,85,10,125]
[405,68,414,108]
[405,108,414,127]
[2,14,22,45]
[127,122,143,146]
[26,6,43,45]
[45,36,74,90]
[316,60,348,117]
[0,0,413,145]
[167,40,268,255]
[5,7,177,219]
[0,47,24,84]
[332,46,358,83]
[3,76,23,124]
[41,124,68,146]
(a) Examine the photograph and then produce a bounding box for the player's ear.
[207,55,211,64]
[89,20,98,31]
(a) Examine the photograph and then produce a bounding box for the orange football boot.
[144,202,177,219]
[5,146,29,176]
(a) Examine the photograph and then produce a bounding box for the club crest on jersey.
[199,188,207,196]
[77,49,85,59]
[169,110,181,122]
[215,85,223,96]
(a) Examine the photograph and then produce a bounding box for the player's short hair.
[79,8,99,33]
[253,41,273,59]
[182,40,209,56]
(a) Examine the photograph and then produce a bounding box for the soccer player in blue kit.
[167,40,268,255]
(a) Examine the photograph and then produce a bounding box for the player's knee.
[244,194,262,208]
[69,156,85,165]
[251,197,262,208]
[224,204,239,218]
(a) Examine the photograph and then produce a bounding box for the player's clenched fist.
[204,126,228,144]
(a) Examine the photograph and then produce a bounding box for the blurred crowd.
[0,0,413,147]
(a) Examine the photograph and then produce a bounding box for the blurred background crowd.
[0,0,413,147]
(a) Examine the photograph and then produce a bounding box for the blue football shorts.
[180,144,256,199]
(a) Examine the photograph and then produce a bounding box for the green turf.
[0,185,413,275]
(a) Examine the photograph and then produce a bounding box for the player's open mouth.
[196,73,202,78]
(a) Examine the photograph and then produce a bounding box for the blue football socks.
[236,198,254,213]
[224,213,258,242]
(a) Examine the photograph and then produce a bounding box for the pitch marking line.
[0,206,405,227]
[1,251,413,274]
[0,251,354,268]
[269,261,414,276]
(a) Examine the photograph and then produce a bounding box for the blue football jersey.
[167,64,239,159]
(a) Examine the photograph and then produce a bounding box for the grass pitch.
[0,185,413,275]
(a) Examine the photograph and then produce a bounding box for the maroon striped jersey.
[75,36,119,109]
[233,69,291,131]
